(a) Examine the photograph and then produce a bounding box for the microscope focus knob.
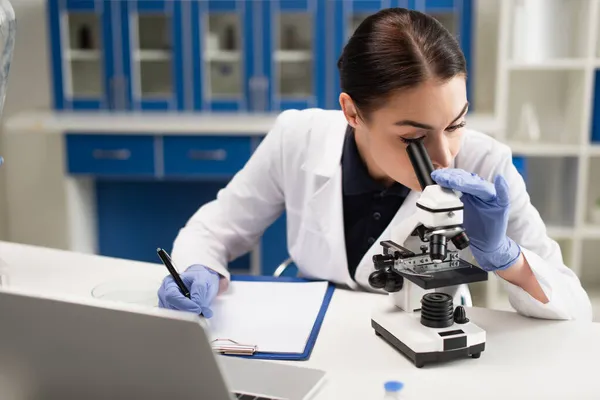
[373,254,395,270]
[367,269,404,292]
[453,306,470,324]
[368,270,388,289]
[384,273,403,293]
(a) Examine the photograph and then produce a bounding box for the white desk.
[0,240,598,399]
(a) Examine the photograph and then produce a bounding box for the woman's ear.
[339,93,360,128]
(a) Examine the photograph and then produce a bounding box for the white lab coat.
[172,108,593,321]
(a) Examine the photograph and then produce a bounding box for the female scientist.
[158,8,592,320]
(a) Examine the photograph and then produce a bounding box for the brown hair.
[337,8,467,118]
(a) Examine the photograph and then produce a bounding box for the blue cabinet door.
[260,0,326,111]
[119,0,185,111]
[191,0,253,112]
[96,180,251,271]
[48,0,114,110]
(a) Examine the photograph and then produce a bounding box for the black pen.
[157,248,190,299]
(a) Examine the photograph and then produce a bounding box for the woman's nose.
[427,138,452,169]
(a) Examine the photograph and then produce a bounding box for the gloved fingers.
[189,275,219,308]
[159,283,203,314]
[181,273,198,289]
[493,175,511,207]
[431,168,495,201]
[157,275,174,307]
[200,306,214,319]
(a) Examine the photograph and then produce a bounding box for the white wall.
[0,0,52,241]
[0,0,501,247]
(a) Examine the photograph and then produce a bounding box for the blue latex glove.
[430,168,521,271]
[158,264,220,317]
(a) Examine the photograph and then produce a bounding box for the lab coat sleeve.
[170,111,293,281]
[494,146,592,321]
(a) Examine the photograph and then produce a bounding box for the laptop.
[0,288,326,400]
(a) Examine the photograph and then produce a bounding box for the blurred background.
[0,0,598,318]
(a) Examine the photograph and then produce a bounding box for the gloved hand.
[158,264,220,317]
[430,168,521,271]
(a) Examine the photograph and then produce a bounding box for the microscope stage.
[372,303,485,368]
[398,262,489,289]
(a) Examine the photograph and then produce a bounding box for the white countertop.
[3,110,281,135]
[0,240,595,399]
[2,110,501,137]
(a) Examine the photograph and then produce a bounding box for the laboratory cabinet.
[48,0,475,112]
[48,0,185,111]
[63,130,288,275]
[65,134,255,178]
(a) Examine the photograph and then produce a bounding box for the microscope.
[368,140,488,368]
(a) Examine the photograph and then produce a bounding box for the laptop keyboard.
[234,393,278,400]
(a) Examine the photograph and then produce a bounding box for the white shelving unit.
[484,0,600,311]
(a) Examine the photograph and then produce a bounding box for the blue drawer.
[163,136,253,177]
[66,134,156,176]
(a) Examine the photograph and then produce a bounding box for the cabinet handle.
[92,149,131,160]
[187,149,227,161]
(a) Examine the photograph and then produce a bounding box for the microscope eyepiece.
[429,234,447,262]
[406,140,435,190]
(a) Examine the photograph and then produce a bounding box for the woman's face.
[341,76,468,192]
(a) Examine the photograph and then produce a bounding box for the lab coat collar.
[298,112,354,287]
[301,111,348,178]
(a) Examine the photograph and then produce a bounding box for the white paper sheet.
[207,280,329,354]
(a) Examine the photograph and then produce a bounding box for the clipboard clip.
[211,339,258,356]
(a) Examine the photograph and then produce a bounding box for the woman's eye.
[400,136,425,144]
[446,121,466,132]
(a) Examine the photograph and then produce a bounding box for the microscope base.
[372,305,485,368]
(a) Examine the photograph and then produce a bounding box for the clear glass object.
[66,12,102,98]
[136,14,172,97]
[277,13,312,97]
[0,0,14,288]
[205,13,242,98]
[92,278,162,307]
[0,0,15,117]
